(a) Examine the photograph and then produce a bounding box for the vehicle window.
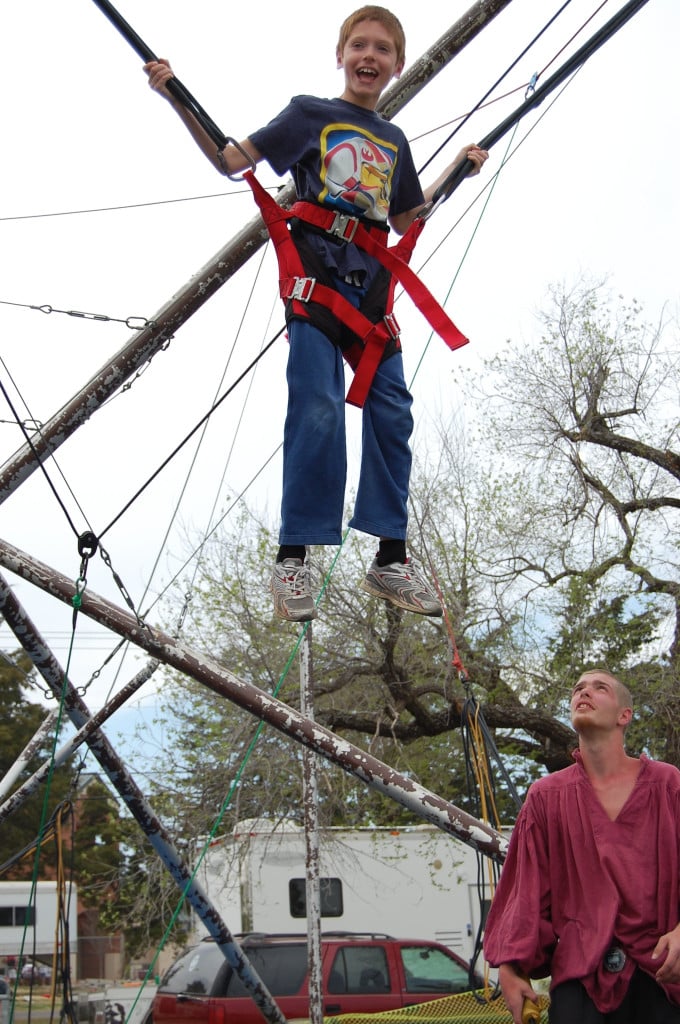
[329,946,390,994]
[401,946,470,994]
[159,943,229,995]
[225,944,308,997]
[289,878,343,917]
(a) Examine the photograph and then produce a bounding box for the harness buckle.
[288,276,316,302]
[383,312,401,340]
[328,212,359,243]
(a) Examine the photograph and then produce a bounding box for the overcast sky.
[0,0,678,757]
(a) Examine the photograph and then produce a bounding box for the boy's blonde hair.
[337,6,406,66]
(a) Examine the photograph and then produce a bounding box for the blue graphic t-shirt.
[250,95,424,282]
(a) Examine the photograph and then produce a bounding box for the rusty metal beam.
[0,0,512,507]
[0,535,508,862]
[378,0,513,118]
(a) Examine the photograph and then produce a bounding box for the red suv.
[151,932,486,1024]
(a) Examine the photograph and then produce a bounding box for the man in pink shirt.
[484,668,680,1023]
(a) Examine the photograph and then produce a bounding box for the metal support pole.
[0,536,508,862]
[300,627,323,1024]
[0,572,288,1024]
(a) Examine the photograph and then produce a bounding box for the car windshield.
[400,946,472,994]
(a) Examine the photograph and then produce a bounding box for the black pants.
[550,969,680,1023]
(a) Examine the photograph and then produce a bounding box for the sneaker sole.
[271,587,318,623]
[361,578,442,616]
[273,606,318,623]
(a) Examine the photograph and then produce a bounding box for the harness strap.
[245,172,468,407]
[291,201,468,354]
[278,275,399,407]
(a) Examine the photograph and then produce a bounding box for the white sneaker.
[270,558,317,622]
[361,558,442,616]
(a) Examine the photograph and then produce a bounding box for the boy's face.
[337,19,404,110]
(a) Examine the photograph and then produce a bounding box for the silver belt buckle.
[603,946,627,973]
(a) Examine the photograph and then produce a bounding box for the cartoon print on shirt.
[319,124,398,220]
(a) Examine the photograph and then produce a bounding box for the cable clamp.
[525,71,538,100]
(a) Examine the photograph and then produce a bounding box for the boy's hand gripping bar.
[91,0,255,175]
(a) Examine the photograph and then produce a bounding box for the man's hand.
[653,924,680,983]
[498,963,539,1024]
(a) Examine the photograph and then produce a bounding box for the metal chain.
[112,336,174,399]
[99,543,150,633]
[0,298,155,331]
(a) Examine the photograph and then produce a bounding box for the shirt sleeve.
[483,789,557,976]
[249,98,306,177]
[389,140,424,216]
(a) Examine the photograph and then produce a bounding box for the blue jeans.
[279,312,413,547]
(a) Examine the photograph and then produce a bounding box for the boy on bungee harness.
[144,5,487,622]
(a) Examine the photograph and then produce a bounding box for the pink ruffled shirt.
[483,753,680,1012]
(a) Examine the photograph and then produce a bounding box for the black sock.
[376,539,407,567]
[277,545,306,563]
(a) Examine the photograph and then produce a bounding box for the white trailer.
[194,820,496,963]
[0,880,77,961]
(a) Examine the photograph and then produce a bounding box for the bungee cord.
[417,0,576,175]
[428,0,651,207]
[407,57,580,388]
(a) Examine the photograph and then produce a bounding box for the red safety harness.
[245,170,468,408]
